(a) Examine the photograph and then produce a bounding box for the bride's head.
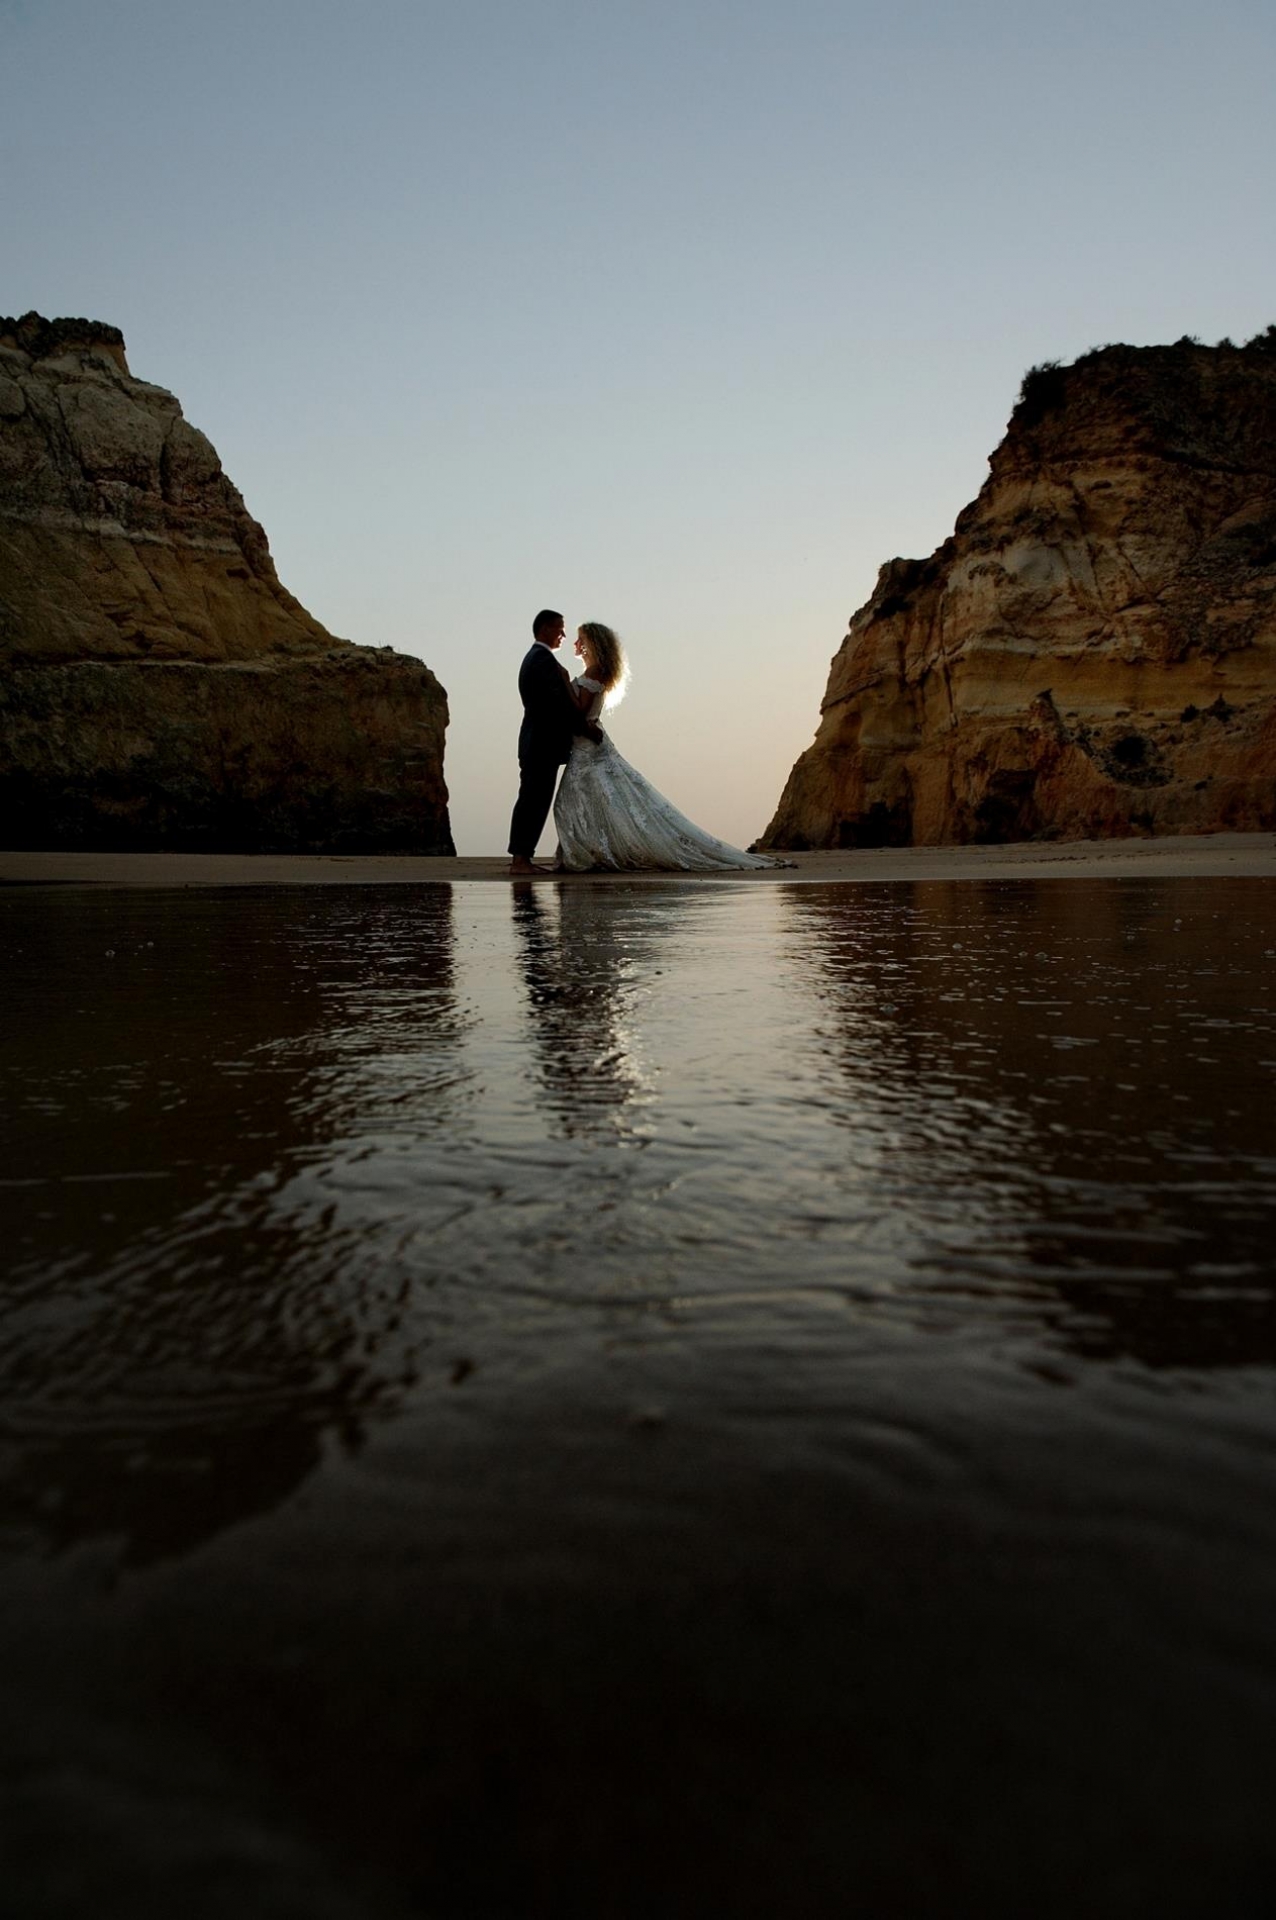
[576,622,629,708]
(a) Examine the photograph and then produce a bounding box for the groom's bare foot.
[508,857,553,877]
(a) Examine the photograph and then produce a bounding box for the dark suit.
[508,641,584,858]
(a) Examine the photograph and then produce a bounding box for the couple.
[507,609,784,876]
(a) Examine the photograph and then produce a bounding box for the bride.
[553,623,787,873]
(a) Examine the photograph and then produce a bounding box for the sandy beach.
[2,830,1273,889]
[5,844,1276,1917]
[6,867,1276,1919]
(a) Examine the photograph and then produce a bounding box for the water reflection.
[4,875,1276,1573]
[4,876,1276,1920]
[0,887,463,1563]
[510,883,655,1140]
[786,878,1276,1370]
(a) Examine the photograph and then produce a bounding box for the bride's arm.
[565,677,604,740]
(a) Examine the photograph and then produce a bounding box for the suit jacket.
[517,641,581,768]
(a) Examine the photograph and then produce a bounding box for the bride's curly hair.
[580,621,629,708]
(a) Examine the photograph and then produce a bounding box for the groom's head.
[532,609,565,649]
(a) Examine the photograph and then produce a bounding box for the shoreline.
[1,832,1273,889]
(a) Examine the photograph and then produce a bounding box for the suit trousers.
[508,755,561,858]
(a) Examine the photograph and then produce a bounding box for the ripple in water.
[2,876,1275,1917]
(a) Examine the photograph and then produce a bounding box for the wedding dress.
[554,677,783,872]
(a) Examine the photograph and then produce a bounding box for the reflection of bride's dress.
[554,677,782,872]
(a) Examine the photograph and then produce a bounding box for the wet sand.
[2,830,1274,887]
[5,863,1276,1916]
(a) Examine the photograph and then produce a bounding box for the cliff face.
[764,334,1276,848]
[0,312,452,851]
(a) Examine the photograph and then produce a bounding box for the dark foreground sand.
[2,831,1273,888]
[4,840,1276,1918]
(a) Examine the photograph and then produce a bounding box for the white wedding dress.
[554,677,783,872]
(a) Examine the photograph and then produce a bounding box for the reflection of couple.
[507,608,784,876]
[510,884,650,1136]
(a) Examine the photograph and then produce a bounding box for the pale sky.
[6,0,1274,851]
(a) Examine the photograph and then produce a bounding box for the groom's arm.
[537,651,602,742]
[569,691,604,743]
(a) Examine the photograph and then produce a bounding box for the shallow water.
[2,877,1275,1916]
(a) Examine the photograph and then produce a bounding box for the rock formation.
[764,333,1276,848]
[0,312,453,852]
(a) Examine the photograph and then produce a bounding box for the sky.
[5,0,1275,852]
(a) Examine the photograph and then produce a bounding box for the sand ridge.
[1,833,1273,889]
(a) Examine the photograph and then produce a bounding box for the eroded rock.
[763,333,1276,848]
[0,313,452,851]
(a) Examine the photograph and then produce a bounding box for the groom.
[508,608,601,876]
